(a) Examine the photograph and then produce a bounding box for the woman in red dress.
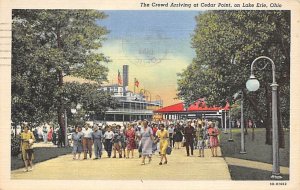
[125,123,136,158]
[208,122,219,157]
[47,126,53,142]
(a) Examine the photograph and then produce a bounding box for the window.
[105,114,114,121]
[124,102,130,109]
[115,114,123,121]
[124,115,130,121]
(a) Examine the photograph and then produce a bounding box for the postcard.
[0,0,299,190]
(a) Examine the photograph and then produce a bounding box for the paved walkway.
[11,147,231,180]
[32,142,58,148]
[225,157,289,174]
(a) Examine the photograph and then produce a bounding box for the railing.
[106,108,153,114]
[112,95,162,106]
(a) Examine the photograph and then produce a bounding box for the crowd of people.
[18,118,223,172]
[69,119,222,163]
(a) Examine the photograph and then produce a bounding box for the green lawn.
[11,146,72,170]
[220,127,290,180]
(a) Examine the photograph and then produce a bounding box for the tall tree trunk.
[242,88,271,144]
[57,70,64,129]
[277,85,285,148]
[56,26,65,130]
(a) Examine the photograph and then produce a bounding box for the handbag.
[166,146,172,155]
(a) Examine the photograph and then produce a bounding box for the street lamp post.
[240,92,246,154]
[234,91,246,153]
[218,110,223,129]
[228,109,234,142]
[246,56,281,179]
[224,110,228,134]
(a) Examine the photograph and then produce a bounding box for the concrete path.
[225,157,289,174]
[11,147,231,180]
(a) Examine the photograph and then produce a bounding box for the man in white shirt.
[103,126,114,158]
[82,124,93,159]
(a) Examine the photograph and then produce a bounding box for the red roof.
[155,102,184,113]
[155,99,229,113]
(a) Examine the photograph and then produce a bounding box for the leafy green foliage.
[178,11,290,128]
[12,10,115,127]
[62,82,118,115]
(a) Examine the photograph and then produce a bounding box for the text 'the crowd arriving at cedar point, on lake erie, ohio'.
[140,2,283,8]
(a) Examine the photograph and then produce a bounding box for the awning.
[155,99,230,113]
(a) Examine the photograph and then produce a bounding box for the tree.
[177,10,290,145]
[62,82,117,122]
[12,10,115,128]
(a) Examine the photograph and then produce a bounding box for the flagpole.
[134,78,136,94]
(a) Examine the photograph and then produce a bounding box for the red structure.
[154,99,230,120]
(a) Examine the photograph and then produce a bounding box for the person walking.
[42,125,48,143]
[173,124,183,149]
[156,124,169,165]
[208,122,219,157]
[92,125,103,160]
[71,126,83,160]
[194,121,200,149]
[168,124,174,148]
[136,126,142,158]
[104,126,114,158]
[196,124,205,157]
[152,124,158,137]
[47,126,53,142]
[248,119,253,128]
[120,126,127,158]
[52,128,57,145]
[125,123,136,158]
[184,121,195,156]
[20,124,35,172]
[57,126,65,147]
[236,119,241,128]
[112,126,123,158]
[82,124,93,159]
[140,120,154,165]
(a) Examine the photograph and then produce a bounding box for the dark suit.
[184,125,195,156]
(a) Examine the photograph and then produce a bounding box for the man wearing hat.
[92,125,103,159]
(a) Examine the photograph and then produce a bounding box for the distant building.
[98,65,163,124]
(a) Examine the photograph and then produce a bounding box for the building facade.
[98,65,163,124]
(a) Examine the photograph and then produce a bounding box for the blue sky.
[98,11,200,106]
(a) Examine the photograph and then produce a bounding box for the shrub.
[11,135,21,156]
